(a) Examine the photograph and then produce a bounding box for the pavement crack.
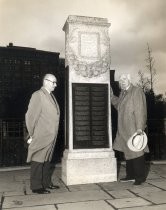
[96,183,114,199]
[147,182,166,191]
[105,199,117,210]
[23,180,27,195]
[59,178,70,191]
[0,192,4,210]
[54,204,58,209]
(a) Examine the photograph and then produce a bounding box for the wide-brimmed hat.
[127,132,147,152]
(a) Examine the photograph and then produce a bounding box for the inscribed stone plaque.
[79,32,100,58]
[72,83,109,149]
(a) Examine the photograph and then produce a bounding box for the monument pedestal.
[62,149,117,185]
[62,15,117,185]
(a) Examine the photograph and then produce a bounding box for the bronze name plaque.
[72,83,109,149]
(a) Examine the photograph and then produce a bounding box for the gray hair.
[43,74,56,83]
[119,74,131,82]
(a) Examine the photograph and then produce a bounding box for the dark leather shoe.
[32,188,51,194]
[48,184,60,189]
[134,179,146,185]
[133,181,143,185]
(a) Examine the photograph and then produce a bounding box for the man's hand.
[27,136,32,144]
[136,129,143,135]
[110,86,114,98]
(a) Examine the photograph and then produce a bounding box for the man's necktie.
[50,93,60,114]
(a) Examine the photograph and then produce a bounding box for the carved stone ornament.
[68,53,110,78]
[65,29,110,78]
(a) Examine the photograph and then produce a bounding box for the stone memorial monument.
[62,15,117,185]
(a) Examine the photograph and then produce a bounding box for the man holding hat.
[110,74,149,185]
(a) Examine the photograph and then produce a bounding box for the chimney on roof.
[8,42,13,47]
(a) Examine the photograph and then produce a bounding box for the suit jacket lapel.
[118,85,133,108]
[41,87,55,105]
[41,87,60,114]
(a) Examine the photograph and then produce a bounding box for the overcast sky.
[0,0,165,95]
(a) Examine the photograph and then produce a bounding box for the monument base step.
[62,149,117,185]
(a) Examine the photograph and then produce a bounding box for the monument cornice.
[63,15,111,31]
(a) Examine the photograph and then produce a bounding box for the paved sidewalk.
[0,163,166,210]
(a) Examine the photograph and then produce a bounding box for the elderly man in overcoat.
[111,74,149,185]
[26,73,60,194]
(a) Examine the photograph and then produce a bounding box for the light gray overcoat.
[26,87,60,163]
[111,85,149,160]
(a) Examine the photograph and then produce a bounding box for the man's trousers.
[126,155,146,182]
[30,161,55,190]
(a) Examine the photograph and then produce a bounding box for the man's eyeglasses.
[45,79,57,85]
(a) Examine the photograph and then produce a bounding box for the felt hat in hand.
[127,132,147,152]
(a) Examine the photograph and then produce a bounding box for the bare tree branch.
[145,43,156,91]
[137,43,156,93]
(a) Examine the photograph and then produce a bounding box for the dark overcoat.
[111,85,149,160]
[26,87,60,163]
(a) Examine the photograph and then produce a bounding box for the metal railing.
[147,119,166,160]
[0,119,27,167]
[0,118,166,167]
